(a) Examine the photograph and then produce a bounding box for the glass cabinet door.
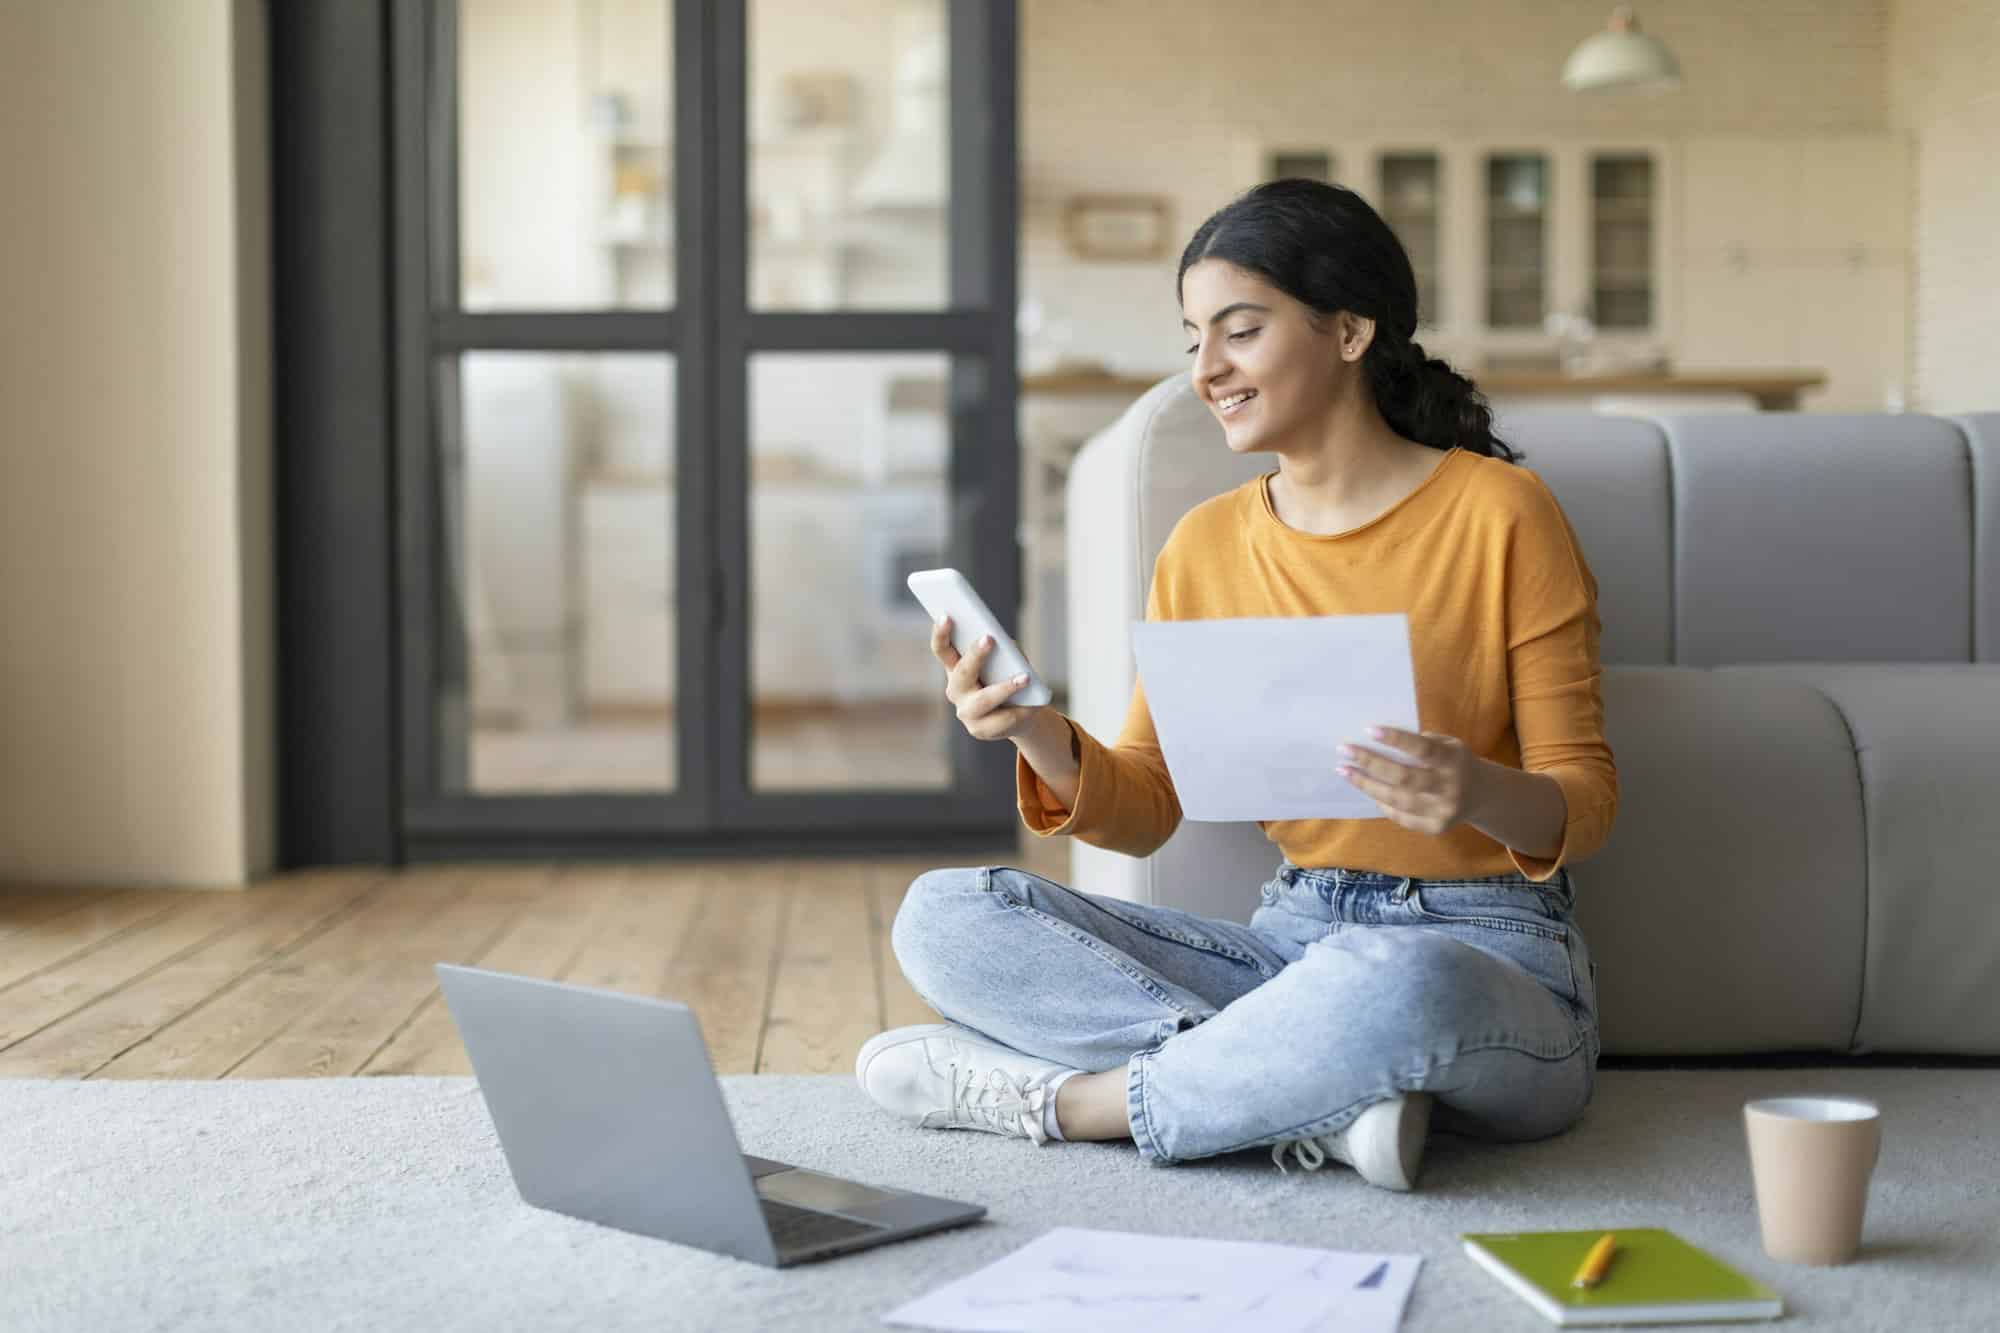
[1484,153,1548,329]
[1378,152,1440,328]
[1268,149,1337,183]
[1591,153,1655,329]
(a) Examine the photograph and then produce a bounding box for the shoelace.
[947,1062,1051,1144]
[1271,1135,1341,1175]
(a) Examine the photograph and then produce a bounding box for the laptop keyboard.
[760,1198,887,1252]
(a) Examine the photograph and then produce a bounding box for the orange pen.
[1571,1232,1618,1288]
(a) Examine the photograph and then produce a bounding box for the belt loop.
[1393,875,1414,903]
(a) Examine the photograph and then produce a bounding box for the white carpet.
[6,1069,1997,1331]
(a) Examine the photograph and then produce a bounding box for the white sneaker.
[1271,1092,1434,1191]
[855,1023,1077,1145]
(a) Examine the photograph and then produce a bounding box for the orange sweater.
[1017,447,1618,883]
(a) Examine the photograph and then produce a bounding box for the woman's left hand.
[1338,726,1485,836]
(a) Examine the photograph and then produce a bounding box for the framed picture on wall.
[1063,195,1172,261]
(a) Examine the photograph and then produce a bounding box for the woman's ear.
[1337,311,1377,362]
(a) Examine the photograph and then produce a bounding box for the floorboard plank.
[0,893,192,998]
[759,861,880,1075]
[0,886,363,1052]
[869,862,945,1033]
[0,886,127,940]
[226,867,549,1079]
[14,839,1070,1081]
[94,867,475,1079]
[0,875,377,1078]
[558,862,706,998]
[362,864,624,1076]
[667,863,788,1076]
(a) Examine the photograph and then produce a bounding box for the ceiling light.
[1562,6,1683,94]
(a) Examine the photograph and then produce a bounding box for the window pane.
[437,353,678,793]
[747,353,956,791]
[458,0,674,310]
[748,0,949,311]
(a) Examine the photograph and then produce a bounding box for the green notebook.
[1461,1228,1784,1326]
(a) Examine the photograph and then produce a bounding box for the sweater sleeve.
[1501,475,1620,882]
[1015,564,1183,857]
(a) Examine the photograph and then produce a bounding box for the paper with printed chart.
[1128,613,1423,821]
[880,1226,1423,1333]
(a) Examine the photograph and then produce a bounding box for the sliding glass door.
[388,0,1020,858]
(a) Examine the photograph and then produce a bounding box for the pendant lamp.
[1562,6,1683,93]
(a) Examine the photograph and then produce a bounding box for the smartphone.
[905,567,1053,707]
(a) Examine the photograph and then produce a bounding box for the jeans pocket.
[1408,878,1579,1006]
[1409,878,1568,935]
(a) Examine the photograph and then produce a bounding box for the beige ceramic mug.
[1742,1095,1882,1265]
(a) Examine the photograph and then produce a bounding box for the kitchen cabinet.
[1225,130,1907,407]
[1789,253,1909,411]
[1485,152,1552,330]
[1378,152,1443,327]
[1679,254,1798,369]
[1234,133,1674,355]
[1591,153,1658,330]
[1678,133,1911,409]
[1681,137,1796,256]
[1795,135,1910,255]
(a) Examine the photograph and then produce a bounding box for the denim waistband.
[1277,861,1404,889]
[1276,859,1568,892]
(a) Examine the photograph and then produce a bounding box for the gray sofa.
[1060,378,2000,1058]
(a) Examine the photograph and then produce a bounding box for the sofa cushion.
[1577,668,1866,1056]
[1952,413,2000,662]
[1074,816,1284,932]
[1717,664,2000,1055]
[1660,413,1974,665]
[1063,376,1261,764]
[1123,374,1263,584]
[1082,668,1874,1060]
[1497,410,1672,666]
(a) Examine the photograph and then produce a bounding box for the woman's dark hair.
[1177,177,1521,464]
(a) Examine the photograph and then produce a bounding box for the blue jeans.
[891,859,1601,1165]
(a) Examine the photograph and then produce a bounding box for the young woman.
[855,178,1616,1192]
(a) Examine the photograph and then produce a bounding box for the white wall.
[1888,0,2000,413]
[0,0,273,888]
[1019,0,1897,373]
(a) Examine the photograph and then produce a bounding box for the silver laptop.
[435,963,986,1267]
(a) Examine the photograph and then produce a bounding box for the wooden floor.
[0,833,1070,1081]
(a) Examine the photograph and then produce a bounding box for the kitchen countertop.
[1022,367,1826,410]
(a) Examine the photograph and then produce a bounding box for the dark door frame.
[273,0,1023,865]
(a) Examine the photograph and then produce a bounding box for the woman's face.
[1178,258,1367,454]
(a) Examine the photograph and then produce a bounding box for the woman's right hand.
[932,615,1048,743]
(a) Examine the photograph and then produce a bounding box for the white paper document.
[1129,614,1422,822]
[880,1226,1423,1333]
